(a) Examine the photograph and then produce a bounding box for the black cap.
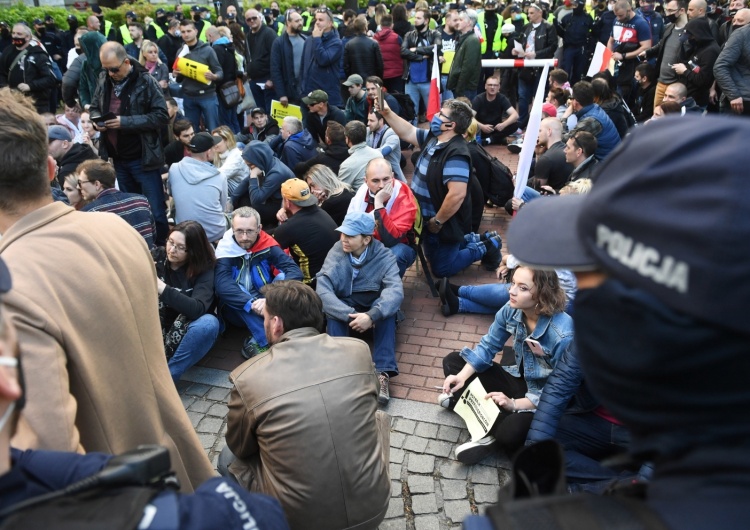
[91,4,103,14]
[187,132,222,153]
[126,11,137,19]
[32,18,44,25]
[156,8,166,16]
[44,15,55,22]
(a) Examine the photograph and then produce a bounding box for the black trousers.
[443,350,533,457]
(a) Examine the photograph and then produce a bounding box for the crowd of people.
[0,0,748,528]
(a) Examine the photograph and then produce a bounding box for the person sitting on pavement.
[530,117,575,193]
[62,173,89,210]
[164,119,195,167]
[343,73,370,124]
[564,80,621,160]
[347,158,418,277]
[366,110,406,183]
[234,140,295,227]
[440,266,574,464]
[268,116,317,171]
[302,89,347,145]
[337,120,384,192]
[168,132,228,244]
[316,211,404,405]
[365,76,401,116]
[304,164,355,226]
[293,121,351,178]
[219,280,391,530]
[472,75,519,146]
[662,81,705,113]
[274,179,339,287]
[0,256,290,530]
[236,107,280,145]
[47,125,97,188]
[215,207,303,359]
[376,97,502,278]
[78,159,156,249]
[212,126,250,199]
[152,221,220,383]
[564,131,599,183]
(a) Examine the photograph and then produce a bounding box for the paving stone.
[473,485,499,504]
[414,422,439,439]
[378,518,407,529]
[410,494,438,515]
[424,439,452,458]
[390,448,405,464]
[197,433,217,450]
[470,465,500,485]
[403,435,429,453]
[185,383,210,396]
[390,462,403,480]
[180,395,195,409]
[186,411,203,428]
[440,479,468,500]
[188,399,212,413]
[206,387,231,401]
[440,460,469,480]
[408,475,435,494]
[407,454,435,474]
[196,416,224,434]
[436,425,462,443]
[391,480,403,497]
[390,431,406,448]
[414,515,441,530]
[207,403,228,417]
[393,418,417,434]
[443,499,473,523]
[384,497,405,519]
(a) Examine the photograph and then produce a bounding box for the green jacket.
[447,31,481,98]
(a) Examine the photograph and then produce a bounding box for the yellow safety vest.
[104,19,113,38]
[477,11,504,54]
[199,22,210,42]
[301,11,314,32]
[149,21,164,39]
[120,23,132,45]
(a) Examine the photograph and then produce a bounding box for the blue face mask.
[430,114,445,136]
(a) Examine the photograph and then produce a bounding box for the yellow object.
[270,100,302,126]
[174,57,211,85]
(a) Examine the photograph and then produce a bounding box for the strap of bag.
[9,49,28,78]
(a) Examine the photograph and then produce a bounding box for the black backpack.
[390,92,416,123]
[475,143,515,208]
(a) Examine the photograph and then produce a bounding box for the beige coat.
[0,202,216,492]
[227,327,391,530]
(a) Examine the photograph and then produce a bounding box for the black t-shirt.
[320,188,355,226]
[272,205,339,284]
[534,141,574,191]
[471,92,512,126]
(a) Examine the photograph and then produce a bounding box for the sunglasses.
[106,58,126,74]
[246,15,259,21]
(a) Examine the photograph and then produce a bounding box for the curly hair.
[512,266,567,316]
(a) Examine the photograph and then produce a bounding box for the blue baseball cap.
[507,115,750,336]
[336,212,375,237]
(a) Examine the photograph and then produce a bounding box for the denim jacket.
[460,304,574,407]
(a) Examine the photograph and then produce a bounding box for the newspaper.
[452,378,500,442]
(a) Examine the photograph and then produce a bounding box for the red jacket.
[348,180,417,247]
[374,28,404,81]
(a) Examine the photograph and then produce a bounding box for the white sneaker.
[437,392,453,409]
[455,435,497,464]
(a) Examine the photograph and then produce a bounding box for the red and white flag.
[427,45,441,121]
[586,42,614,78]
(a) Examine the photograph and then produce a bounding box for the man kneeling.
[219,281,391,530]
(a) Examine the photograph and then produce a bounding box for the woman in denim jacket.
[440,266,574,464]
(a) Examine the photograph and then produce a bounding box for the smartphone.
[525,338,545,356]
[377,84,384,112]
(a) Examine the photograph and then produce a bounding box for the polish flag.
[586,42,614,78]
[426,45,441,122]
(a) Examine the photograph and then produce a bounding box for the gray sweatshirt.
[168,156,228,242]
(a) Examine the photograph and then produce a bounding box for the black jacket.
[519,21,558,83]
[400,27,442,81]
[89,61,169,170]
[270,31,307,103]
[158,33,184,72]
[57,143,98,187]
[246,24,277,79]
[212,41,238,108]
[305,105,347,146]
[0,44,57,113]
[293,141,350,178]
[677,17,720,107]
[344,34,384,81]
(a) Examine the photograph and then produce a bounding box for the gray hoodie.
[168,156,228,242]
[176,40,224,97]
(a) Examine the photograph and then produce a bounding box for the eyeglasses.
[106,58,126,74]
[438,111,454,122]
[234,228,259,237]
[166,239,187,252]
[246,16,259,21]
[485,83,500,88]
[77,179,92,186]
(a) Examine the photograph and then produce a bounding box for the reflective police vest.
[478,11,504,54]
[119,24,132,45]
[149,21,164,39]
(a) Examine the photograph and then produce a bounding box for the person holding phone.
[440,266,574,464]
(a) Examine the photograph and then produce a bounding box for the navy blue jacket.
[300,30,344,107]
[270,31,307,103]
[2,448,289,529]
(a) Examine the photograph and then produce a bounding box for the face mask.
[665,13,678,23]
[193,14,202,22]
[430,114,445,136]
[514,13,523,19]
[607,3,614,10]
[174,29,181,37]
[728,9,738,17]
[76,46,82,54]
[415,23,426,31]
[204,13,211,21]
[12,38,26,48]
[36,27,46,36]
[272,8,280,17]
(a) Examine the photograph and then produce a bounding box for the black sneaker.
[480,230,498,242]
[378,372,390,405]
[455,435,497,464]
[438,277,459,317]
[481,235,502,271]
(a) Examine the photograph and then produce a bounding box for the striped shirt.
[81,188,156,248]
[410,129,471,219]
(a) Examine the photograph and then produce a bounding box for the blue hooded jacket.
[300,29,344,107]
[241,140,295,205]
[269,129,317,171]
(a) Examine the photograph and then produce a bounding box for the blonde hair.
[139,40,161,65]
[211,126,238,167]
[218,26,232,39]
[559,178,592,196]
[465,119,478,143]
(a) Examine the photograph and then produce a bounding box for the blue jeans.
[458,283,510,314]
[184,93,220,132]
[389,243,417,278]
[406,81,431,122]
[440,74,454,100]
[249,77,276,116]
[423,232,485,278]
[218,98,241,134]
[326,314,398,375]
[168,314,220,383]
[555,411,635,493]
[114,158,168,245]
[461,89,477,101]
[220,304,268,348]
[562,46,588,84]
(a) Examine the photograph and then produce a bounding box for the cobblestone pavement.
[177,367,512,530]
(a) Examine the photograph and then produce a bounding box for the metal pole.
[480,59,558,68]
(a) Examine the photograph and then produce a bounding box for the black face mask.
[665,13,678,23]
[36,27,46,36]
[1,29,9,39]
[12,38,26,48]
[69,19,79,31]
[415,23,426,31]
[193,14,202,22]
[271,8,280,17]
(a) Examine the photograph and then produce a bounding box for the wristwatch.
[432,217,442,227]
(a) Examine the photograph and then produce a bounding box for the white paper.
[514,40,524,54]
[452,378,500,442]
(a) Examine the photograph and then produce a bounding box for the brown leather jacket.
[226,327,391,530]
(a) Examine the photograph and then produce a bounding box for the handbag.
[218,79,242,108]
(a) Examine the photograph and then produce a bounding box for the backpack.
[390,91,416,123]
[475,143,515,207]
